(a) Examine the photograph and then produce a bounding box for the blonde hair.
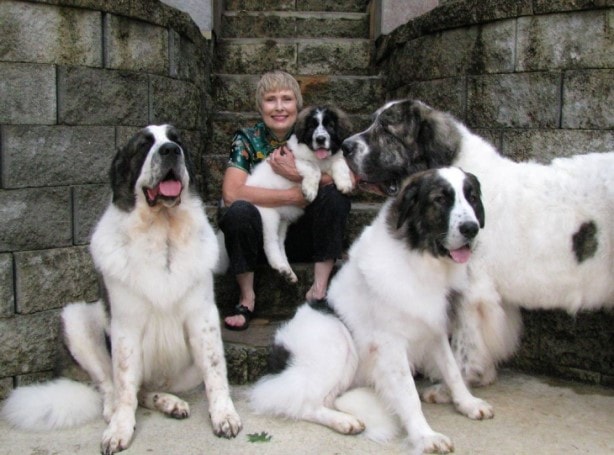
[255,70,303,113]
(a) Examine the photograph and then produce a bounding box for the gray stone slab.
[0,188,72,251]
[14,246,98,315]
[150,76,202,129]
[0,1,102,66]
[0,254,14,319]
[0,63,56,125]
[58,66,149,126]
[562,69,614,129]
[1,126,115,189]
[73,184,111,245]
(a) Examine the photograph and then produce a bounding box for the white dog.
[1,125,242,454]
[341,99,614,388]
[246,106,354,282]
[249,167,493,454]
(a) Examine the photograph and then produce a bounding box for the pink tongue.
[315,149,329,159]
[159,180,182,197]
[450,246,472,264]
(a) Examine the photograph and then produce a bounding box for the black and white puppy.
[1,125,242,454]
[341,99,614,388]
[245,106,353,282]
[249,167,493,454]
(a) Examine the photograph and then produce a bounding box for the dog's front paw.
[278,267,298,283]
[101,414,135,455]
[334,176,354,194]
[330,414,365,435]
[211,409,242,439]
[415,431,454,454]
[456,397,494,420]
[301,180,319,203]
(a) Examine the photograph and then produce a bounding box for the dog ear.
[294,106,311,139]
[396,178,421,230]
[331,107,353,140]
[464,171,485,228]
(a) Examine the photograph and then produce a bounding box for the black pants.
[218,185,351,275]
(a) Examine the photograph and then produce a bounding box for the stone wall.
[375,0,613,385]
[0,0,212,399]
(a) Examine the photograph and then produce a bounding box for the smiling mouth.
[143,170,183,206]
[446,244,473,263]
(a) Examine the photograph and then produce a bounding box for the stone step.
[214,38,374,76]
[221,11,369,39]
[224,0,368,13]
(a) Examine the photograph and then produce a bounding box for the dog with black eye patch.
[249,167,492,454]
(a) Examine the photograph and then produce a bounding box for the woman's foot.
[305,284,327,302]
[224,302,254,331]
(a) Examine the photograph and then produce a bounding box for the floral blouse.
[228,121,293,174]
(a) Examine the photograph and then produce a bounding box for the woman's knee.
[219,200,262,234]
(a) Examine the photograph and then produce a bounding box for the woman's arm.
[221,166,307,208]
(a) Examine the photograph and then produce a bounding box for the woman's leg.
[218,201,262,329]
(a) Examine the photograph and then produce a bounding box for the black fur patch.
[572,221,598,263]
[267,343,291,374]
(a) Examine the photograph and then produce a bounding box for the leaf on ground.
[247,431,273,443]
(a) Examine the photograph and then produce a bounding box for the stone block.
[0,63,56,125]
[73,184,111,245]
[222,13,296,39]
[297,14,369,39]
[15,246,98,315]
[562,69,614,129]
[0,377,12,400]
[0,1,102,66]
[58,66,149,126]
[225,0,295,11]
[467,72,561,128]
[170,30,207,86]
[201,155,226,203]
[214,40,297,75]
[0,310,62,378]
[212,74,260,112]
[297,75,383,114]
[104,14,169,75]
[517,10,613,71]
[502,129,614,163]
[1,126,115,189]
[150,77,202,129]
[0,254,14,319]
[298,39,372,75]
[0,188,72,251]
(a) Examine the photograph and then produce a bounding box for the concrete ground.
[1,370,612,455]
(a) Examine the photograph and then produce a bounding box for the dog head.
[389,167,485,263]
[109,125,194,212]
[341,99,461,196]
[294,106,353,159]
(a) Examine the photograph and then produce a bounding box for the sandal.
[224,304,253,331]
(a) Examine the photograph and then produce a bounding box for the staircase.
[208,0,384,383]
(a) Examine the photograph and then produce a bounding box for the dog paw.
[101,420,135,454]
[155,394,190,419]
[279,267,298,283]
[456,397,494,420]
[301,181,319,202]
[211,410,242,439]
[331,415,365,435]
[334,178,354,194]
[421,384,451,404]
[415,431,454,454]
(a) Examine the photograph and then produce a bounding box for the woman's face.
[260,89,298,139]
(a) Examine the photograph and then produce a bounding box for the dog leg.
[432,336,494,420]
[369,340,454,454]
[301,406,365,435]
[62,301,115,422]
[186,295,242,438]
[138,391,190,419]
[295,160,321,202]
[261,209,298,283]
[331,154,354,194]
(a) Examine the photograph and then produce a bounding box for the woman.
[219,70,352,330]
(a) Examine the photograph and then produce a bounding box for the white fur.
[245,112,353,283]
[249,168,493,454]
[1,125,241,454]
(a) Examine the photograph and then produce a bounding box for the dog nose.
[459,221,479,239]
[315,136,327,146]
[159,143,181,156]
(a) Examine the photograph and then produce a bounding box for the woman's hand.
[268,145,302,182]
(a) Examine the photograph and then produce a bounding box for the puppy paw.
[278,267,298,283]
[334,176,354,194]
[155,393,190,419]
[302,184,318,203]
[421,384,451,404]
[415,431,454,454]
[456,397,494,420]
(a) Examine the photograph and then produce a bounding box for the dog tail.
[1,378,101,431]
[334,387,401,443]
